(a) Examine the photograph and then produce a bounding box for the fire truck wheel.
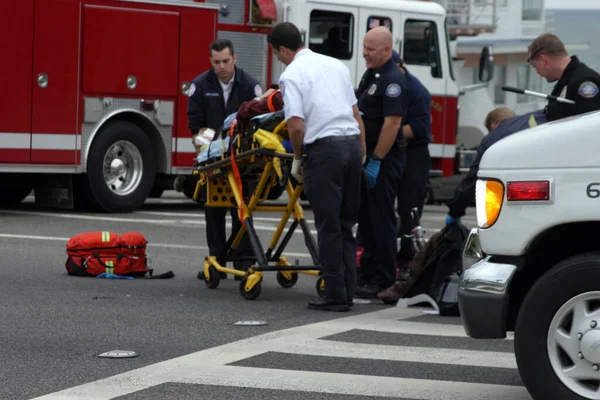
[85,121,155,213]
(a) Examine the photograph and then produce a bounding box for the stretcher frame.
[192,120,324,300]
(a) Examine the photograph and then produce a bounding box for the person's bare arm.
[287,117,305,160]
[373,115,402,159]
[403,124,414,140]
[352,104,366,157]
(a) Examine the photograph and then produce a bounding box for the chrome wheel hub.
[102,140,143,196]
[548,291,600,398]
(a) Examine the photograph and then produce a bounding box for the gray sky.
[545,0,600,9]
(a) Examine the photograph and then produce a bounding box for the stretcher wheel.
[239,277,262,300]
[205,266,221,289]
[276,271,298,289]
[315,276,325,297]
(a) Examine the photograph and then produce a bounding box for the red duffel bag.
[65,231,173,279]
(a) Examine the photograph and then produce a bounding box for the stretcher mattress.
[196,110,290,164]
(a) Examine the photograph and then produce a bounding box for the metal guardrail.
[433,0,497,37]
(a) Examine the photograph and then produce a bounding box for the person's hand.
[365,159,381,189]
[192,133,202,155]
[291,157,303,182]
[445,215,460,225]
[362,155,367,165]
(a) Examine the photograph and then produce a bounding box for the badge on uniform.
[385,83,402,98]
[188,83,196,97]
[254,84,263,98]
[368,84,377,95]
[578,81,599,99]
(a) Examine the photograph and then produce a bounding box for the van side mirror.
[479,46,494,82]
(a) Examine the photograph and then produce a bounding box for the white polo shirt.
[219,73,235,106]
[279,49,359,144]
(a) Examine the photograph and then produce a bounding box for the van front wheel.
[515,252,600,400]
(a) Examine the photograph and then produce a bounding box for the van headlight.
[475,179,504,228]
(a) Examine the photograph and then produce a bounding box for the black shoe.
[355,283,384,299]
[307,297,350,312]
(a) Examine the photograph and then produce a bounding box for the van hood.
[479,111,600,171]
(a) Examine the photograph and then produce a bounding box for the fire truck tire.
[85,121,155,213]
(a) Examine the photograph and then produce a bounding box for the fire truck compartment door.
[82,5,180,97]
[174,8,218,166]
[0,0,34,163]
[31,0,81,164]
[305,3,359,87]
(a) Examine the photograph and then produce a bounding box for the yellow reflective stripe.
[101,231,110,242]
[106,260,114,275]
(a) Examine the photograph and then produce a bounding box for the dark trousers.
[357,146,405,289]
[397,145,431,264]
[205,206,253,266]
[303,136,362,302]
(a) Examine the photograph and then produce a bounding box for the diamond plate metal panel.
[218,30,269,89]
[81,97,173,173]
[205,0,245,25]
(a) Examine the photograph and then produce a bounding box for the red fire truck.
[0,0,493,212]
[1,0,219,212]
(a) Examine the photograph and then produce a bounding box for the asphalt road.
[0,191,530,400]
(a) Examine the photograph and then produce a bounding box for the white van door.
[356,8,403,88]
[304,2,359,84]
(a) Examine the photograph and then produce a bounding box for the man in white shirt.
[268,22,366,312]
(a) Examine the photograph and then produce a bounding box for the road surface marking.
[0,209,319,235]
[0,233,313,259]
[31,307,527,400]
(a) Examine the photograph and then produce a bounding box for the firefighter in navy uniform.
[355,27,408,299]
[527,33,600,121]
[391,50,432,280]
[187,39,263,279]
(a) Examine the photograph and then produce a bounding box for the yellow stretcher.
[192,111,323,300]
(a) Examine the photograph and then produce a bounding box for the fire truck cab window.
[403,19,442,78]
[367,16,392,32]
[308,10,354,60]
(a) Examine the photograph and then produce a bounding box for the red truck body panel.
[0,0,218,171]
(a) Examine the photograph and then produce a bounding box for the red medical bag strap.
[228,121,246,229]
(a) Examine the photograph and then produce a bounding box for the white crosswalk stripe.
[32,307,531,400]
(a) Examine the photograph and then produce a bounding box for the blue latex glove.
[365,159,381,189]
[96,273,134,280]
[445,215,460,225]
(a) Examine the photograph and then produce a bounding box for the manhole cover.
[97,350,138,359]
[234,320,268,326]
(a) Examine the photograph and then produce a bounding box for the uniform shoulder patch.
[254,84,263,98]
[279,80,285,97]
[578,81,599,98]
[385,83,402,98]
[187,82,196,97]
